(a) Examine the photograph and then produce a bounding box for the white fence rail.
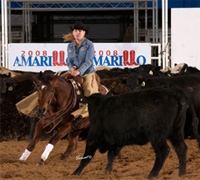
[151,43,161,67]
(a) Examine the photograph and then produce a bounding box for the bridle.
[43,88,55,115]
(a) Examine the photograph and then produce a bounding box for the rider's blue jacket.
[67,37,95,76]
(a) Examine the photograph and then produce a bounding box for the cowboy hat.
[70,21,89,34]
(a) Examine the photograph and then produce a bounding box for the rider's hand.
[71,70,80,77]
[71,66,77,73]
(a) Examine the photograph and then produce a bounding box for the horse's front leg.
[19,119,45,161]
[38,121,72,165]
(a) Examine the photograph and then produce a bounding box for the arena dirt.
[0,139,199,180]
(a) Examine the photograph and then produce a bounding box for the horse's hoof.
[38,159,44,166]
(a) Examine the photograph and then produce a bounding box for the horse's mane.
[38,71,54,84]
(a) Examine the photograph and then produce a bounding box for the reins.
[42,78,77,133]
[45,88,55,113]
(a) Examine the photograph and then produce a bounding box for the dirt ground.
[0,139,199,180]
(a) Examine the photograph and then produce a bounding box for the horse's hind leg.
[60,129,81,160]
[39,122,72,164]
[61,117,90,160]
[19,119,45,161]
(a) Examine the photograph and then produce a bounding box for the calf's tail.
[174,88,200,149]
[187,97,200,149]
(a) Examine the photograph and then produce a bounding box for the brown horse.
[19,73,98,164]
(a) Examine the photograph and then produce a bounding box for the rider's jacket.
[67,37,95,76]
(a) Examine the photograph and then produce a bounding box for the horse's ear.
[38,71,54,84]
[37,71,43,83]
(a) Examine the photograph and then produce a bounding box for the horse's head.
[37,71,79,118]
[37,72,55,116]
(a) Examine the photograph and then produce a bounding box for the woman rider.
[67,21,99,124]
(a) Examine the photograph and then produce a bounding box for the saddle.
[63,74,109,95]
[64,74,84,95]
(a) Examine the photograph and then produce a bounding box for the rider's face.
[73,29,86,42]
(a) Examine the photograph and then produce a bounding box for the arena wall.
[171,8,200,68]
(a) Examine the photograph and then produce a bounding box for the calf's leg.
[73,137,97,175]
[105,146,122,174]
[170,138,187,176]
[170,108,188,176]
[170,133,187,176]
[148,139,170,178]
